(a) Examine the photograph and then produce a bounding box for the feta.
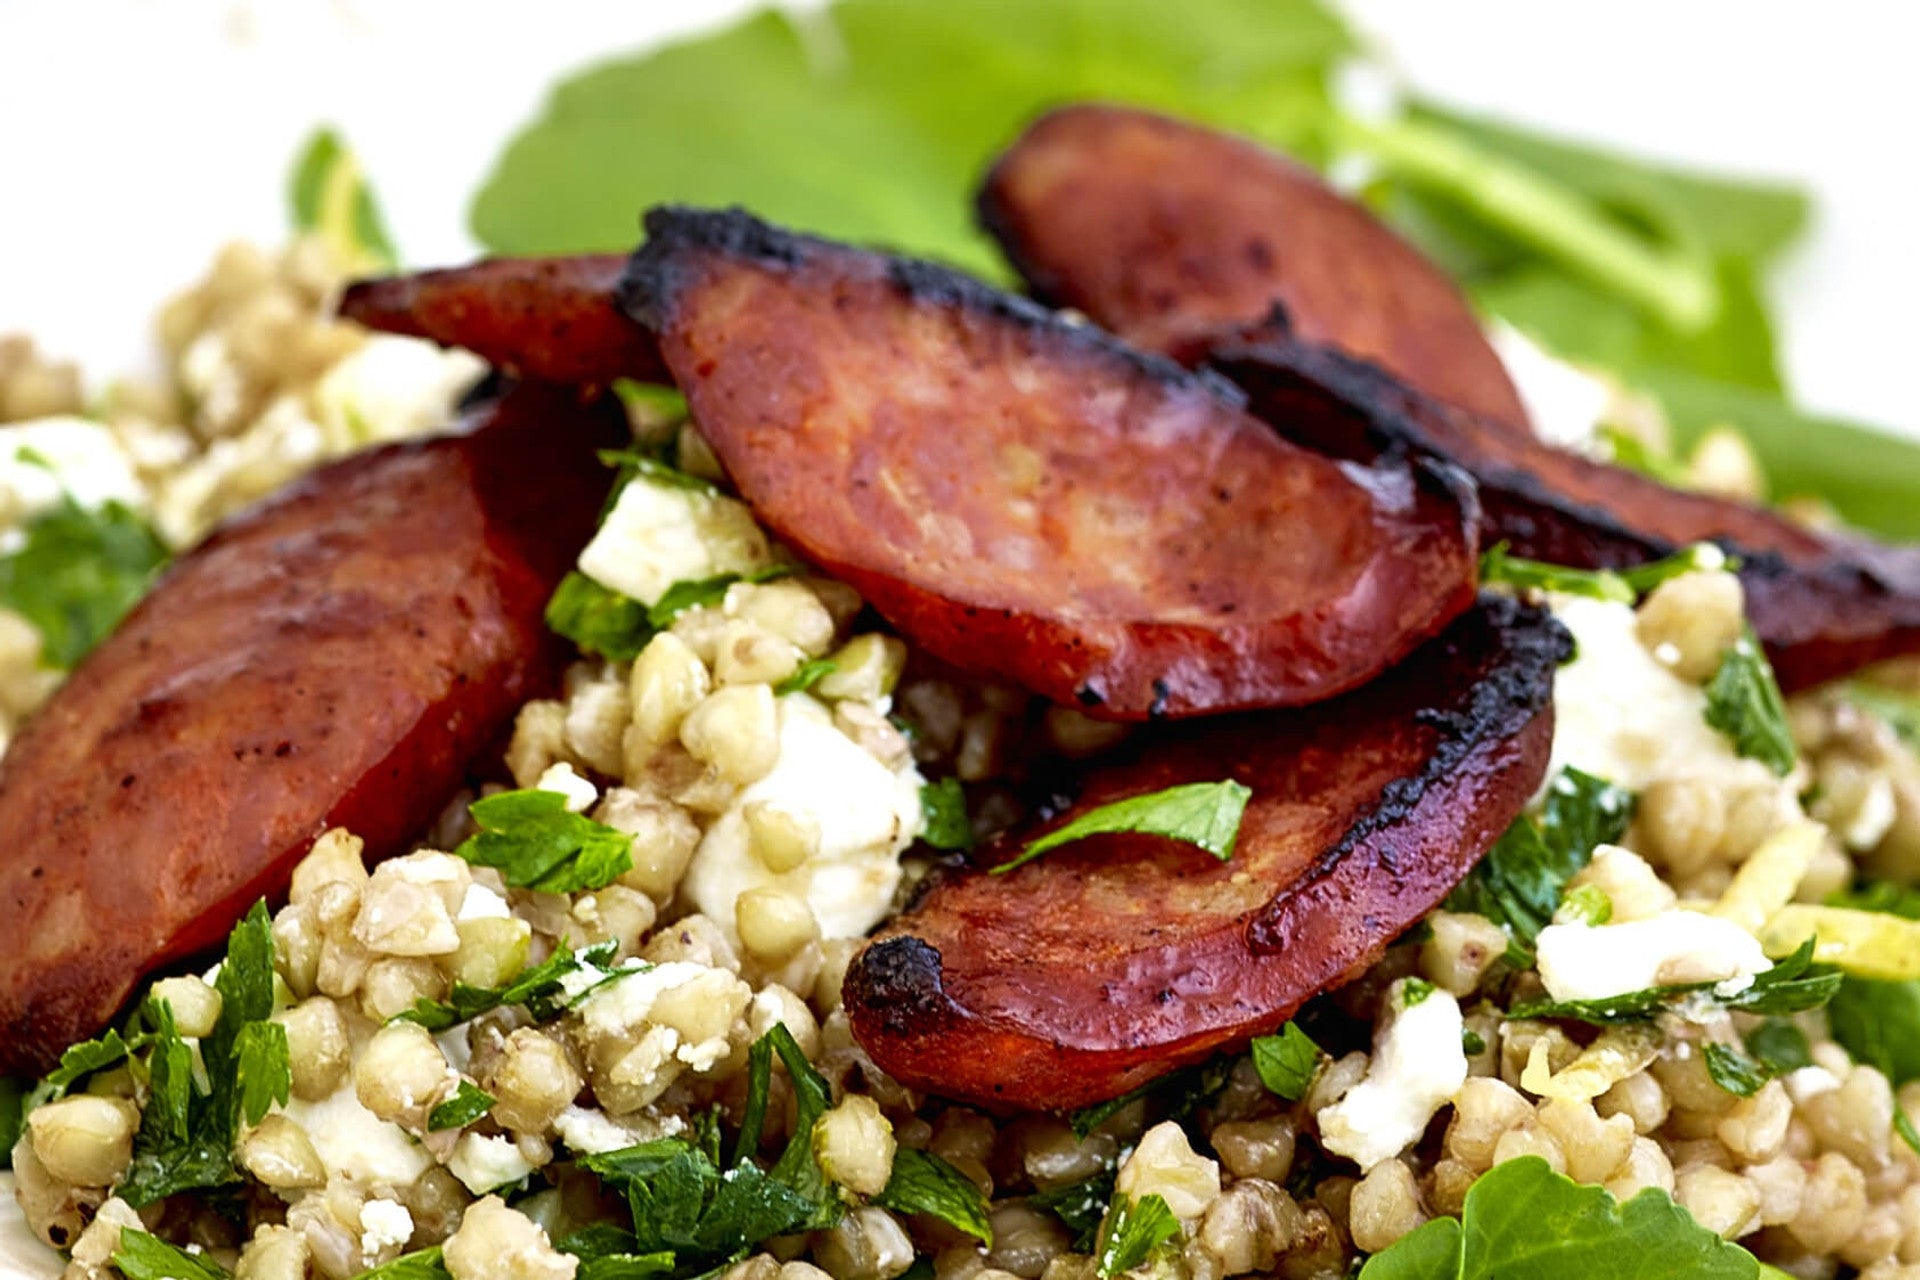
[280,1084,432,1186]
[1317,987,1469,1171]
[1491,323,1613,456]
[0,416,145,526]
[577,476,771,607]
[683,695,923,941]
[574,961,750,1073]
[448,1133,536,1195]
[535,761,598,814]
[1547,595,1769,793]
[552,1104,684,1155]
[312,335,485,448]
[358,1198,414,1260]
[456,882,512,922]
[1535,910,1772,1003]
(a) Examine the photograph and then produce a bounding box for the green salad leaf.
[1702,627,1795,776]
[1358,1156,1762,1279]
[1250,1021,1322,1101]
[874,1147,993,1245]
[472,0,1352,277]
[996,779,1252,874]
[546,572,653,663]
[455,788,634,894]
[356,1247,453,1280]
[1447,767,1634,961]
[1824,881,1920,1086]
[1094,1193,1181,1280]
[0,495,169,670]
[1478,543,1729,605]
[289,126,398,271]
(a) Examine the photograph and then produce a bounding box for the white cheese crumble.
[1317,988,1469,1172]
[456,882,512,922]
[279,1083,433,1187]
[1490,323,1614,456]
[1547,595,1768,793]
[358,1198,414,1261]
[0,416,146,528]
[683,694,923,942]
[1535,909,1772,1003]
[577,475,771,607]
[535,761,599,814]
[312,335,485,447]
[552,1105,685,1155]
[448,1132,536,1195]
[573,960,751,1075]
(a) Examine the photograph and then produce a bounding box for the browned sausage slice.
[340,255,666,386]
[0,383,623,1074]
[1215,338,1920,691]
[845,594,1565,1111]
[617,206,1480,720]
[977,104,1531,431]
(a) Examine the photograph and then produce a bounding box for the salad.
[1,5,1918,1280]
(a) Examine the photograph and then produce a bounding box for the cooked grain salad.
[6,159,1920,1280]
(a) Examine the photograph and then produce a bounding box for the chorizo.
[0,383,623,1073]
[617,206,1480,720]
[1215,338,1920,691]
[977,104,1531,431]
[844,593,1566,1111]
[339,255,666,386]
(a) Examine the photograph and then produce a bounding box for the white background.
[1,0,1915,432]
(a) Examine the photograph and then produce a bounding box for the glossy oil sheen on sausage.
[0,383,622,1074]
[340,255,666,386]
[1216,339,1920,691]
[977,104,1531,431]
[618,206,1481,720]
[844,594,1567,1111]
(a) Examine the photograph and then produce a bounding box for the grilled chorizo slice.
[845,594,1566,1111]
[0,383,623,1074]
[339,254,666,385]
[977,104,1530,431]
[617,206,1479,720]
[1215,338,1920,691]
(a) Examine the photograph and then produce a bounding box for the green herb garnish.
[917,778,973,852]
[454,788,633,894]
[995,779,1251,875]
[1094,1193,1181,1280]
[1702,626,1794,776]
[1250,1021,1322,1101]
[428,1081,497,1131]
[874,1147,993,1245]
[0,496,168,669]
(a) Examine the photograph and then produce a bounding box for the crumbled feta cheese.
[358,1198,414,1260]
[1548,596,1769,793]
[1784,1066,1843,1104]
[280,1084,433,1186]
[573,960,751,1074]
[535,761,598,814]
[448,1132,536,1194]
[577,476,771,607]
[1535,910,1772,1003]
[0,416,145,526]
[1317,988,1469,1171]
[1490,323,1613,456]
[683,695,923,941]
[456,882,512,922]
[312,335,484,448]
[552,1105,684,1155]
